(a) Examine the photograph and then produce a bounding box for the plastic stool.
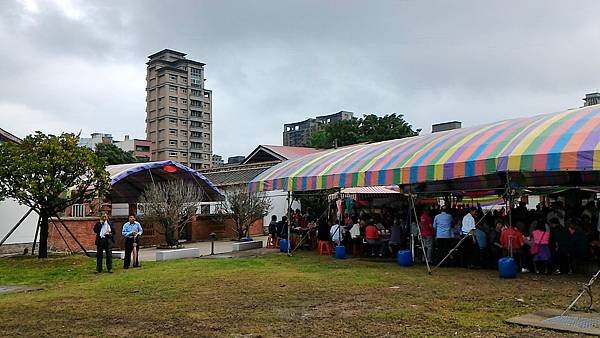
[317,240,334,255]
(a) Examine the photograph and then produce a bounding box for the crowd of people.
[266,199,600,275]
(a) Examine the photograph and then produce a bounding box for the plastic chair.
[266,236,278,249]
[317,240,334,255]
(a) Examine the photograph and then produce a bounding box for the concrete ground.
[129,235,270,262]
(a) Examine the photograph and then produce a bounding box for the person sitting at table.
[317,219,331,242]
[349,216,361,255]
[365,220,383,257]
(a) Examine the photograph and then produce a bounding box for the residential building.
[432,121,462,133]
[114,135,151,162]
[584,92,600,107]
[145,49,213,170]
[78,133,113,149]
[283,111,354,146]
[212,154,224,168]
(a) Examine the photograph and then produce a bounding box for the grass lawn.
[0,251,592,337]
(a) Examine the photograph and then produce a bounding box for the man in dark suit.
[93,213,115,273]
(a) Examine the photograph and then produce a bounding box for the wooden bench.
[156,248,201,261]
[232,240,263,252]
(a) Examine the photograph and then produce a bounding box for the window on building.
[180,110,188,116]
[181,88,187,94]
[191,121,201,128]
[181,120,187,125]
[190,152,202,159]
[204,102,211,110]
[169,74,177,81]
[169,118,177,124]
[169,140,177,146]
[181,141,188,147]
[204,91,211,99]
[181,130,187,136]
[190,67,202,76]
[169,96,177,103]
[169,129,177,135]
[203,164,210,169]
[191,89,202,97]
[190,99,202,107]
[191,110,201,117]
[203,133,210,139]
[169,85,177,93]
[169,107,177,113]
[182,152,187,157]
[169,151,177,157]
[181,99,187,104]
[191,78,202,87]
[181,77,187,83]
[72,204,85,217]
[191,131,201,138]
[204,113,211,120]
[191,142,202,149]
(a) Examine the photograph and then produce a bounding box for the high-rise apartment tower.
[145,49,213,170]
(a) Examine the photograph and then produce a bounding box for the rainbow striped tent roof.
[249,106,600,192]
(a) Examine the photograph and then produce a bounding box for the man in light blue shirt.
[330,220,342,246]
[122,215,143,269]
[433,205,454,265]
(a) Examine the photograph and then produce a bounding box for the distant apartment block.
[78,133,114,149]
[145,49,213,170]
[283,111,354,147]
[584,92,600,107]
[114,135,151,162]
[212,154,224,168]
[227,156,246,165]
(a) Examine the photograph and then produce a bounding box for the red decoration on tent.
[163,164,178,173]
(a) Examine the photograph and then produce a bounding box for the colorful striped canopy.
[249,106,600,192]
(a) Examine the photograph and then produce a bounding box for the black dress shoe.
[107,270,113,273]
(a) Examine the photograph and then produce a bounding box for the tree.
[0,132,110,258]
[308,113,420,148]
[138,180,204,247]
[95,143,137,165]
[219,188,272,240]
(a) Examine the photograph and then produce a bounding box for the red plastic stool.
[317,240,334,255]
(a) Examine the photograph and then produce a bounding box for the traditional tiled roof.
[243,145,322,164]
[200,162,277,187]
[0,128,22,144]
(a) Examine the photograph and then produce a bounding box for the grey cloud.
[0,0,599,158]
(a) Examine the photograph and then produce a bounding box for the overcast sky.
[1,0,599,159]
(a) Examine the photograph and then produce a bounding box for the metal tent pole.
[287,191,292,257]
[54,214,90,257]
[409,192,432,274]
[0,207,35,248]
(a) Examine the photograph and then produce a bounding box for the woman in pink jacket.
[531,221,551,274]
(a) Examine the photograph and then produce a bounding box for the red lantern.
[163,164,178,173]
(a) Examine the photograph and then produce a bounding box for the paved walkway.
[130,236,269,262]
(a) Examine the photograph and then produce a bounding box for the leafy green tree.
[95,143,137,165]
[0,132,110,258]
[308,113,420,148]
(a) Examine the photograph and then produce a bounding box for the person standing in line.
[461,207,478,268]
[268,215,278,247]
[419,207,434,264]
[93,213,115,273]
[433,205,454,265]
[349,216,361,255]
[122,215,143,269]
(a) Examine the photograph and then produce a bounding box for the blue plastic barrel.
[498,257,517,278]
[397,250,413,266]
[279,239,289,253]
[335,245,346,259]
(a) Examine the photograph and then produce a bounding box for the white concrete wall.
[263,190,301,226]
[0,199,39,244]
